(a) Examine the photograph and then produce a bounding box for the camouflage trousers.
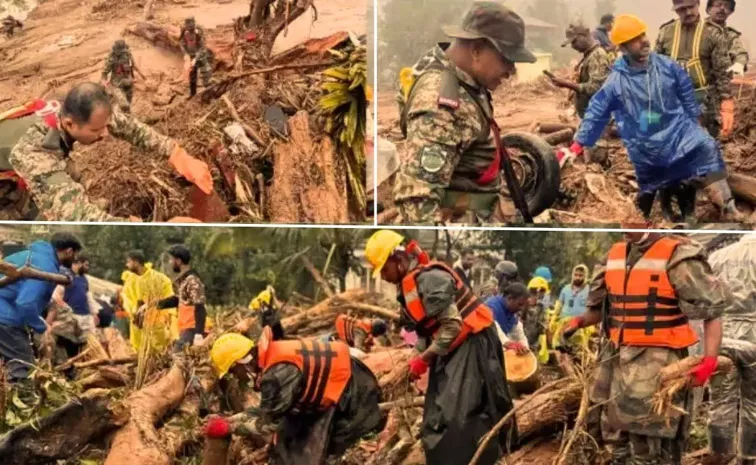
[112,85,133,114]
[698,91,720,139]
[590,344,689,465]
[189,56,212,97]
[708,337,756,462]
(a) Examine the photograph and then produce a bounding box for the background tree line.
[2,225,622,306]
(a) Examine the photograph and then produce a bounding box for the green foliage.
[477,230,622,295]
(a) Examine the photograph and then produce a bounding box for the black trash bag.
[422,325,518,465]
[272,357,383,465]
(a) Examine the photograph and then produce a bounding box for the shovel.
[187,185,230,223]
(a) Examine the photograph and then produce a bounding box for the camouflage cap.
[561,22,591,47]
[442,1,537,64]
[114,39,127,50]
[673,0,699,8]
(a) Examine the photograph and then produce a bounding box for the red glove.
[408,356,429,380]
[688,356,719,387]
[561,316,585,341]
[204,416,231,438]
[555,142,584,168]
[504,341,528,355]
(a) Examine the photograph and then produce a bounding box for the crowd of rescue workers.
[391,0,751,225]
[1,227,754,465]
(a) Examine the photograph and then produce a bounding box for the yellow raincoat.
[124,263,177,351]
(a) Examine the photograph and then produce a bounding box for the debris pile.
[68,1,368,223]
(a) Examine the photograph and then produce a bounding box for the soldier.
[1,15,22,38]
[561,228,727,464]
[393,2,538,224]
[365,230,516,465]
[706,0,748,77]
[101,40,146,114]
[548,21,612,119]
[331,314,388,352]
[655,0,735,139]
[0,82,213,221]
[179,17,213,98]
[706,235,756,465]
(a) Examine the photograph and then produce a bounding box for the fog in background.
[377,0,753,88]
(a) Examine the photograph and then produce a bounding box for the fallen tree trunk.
[514,378,582,443]
[538,122,577,134]
[104,360,189,465]
[0,389,129,465]
[728,173,756,205]
[542,128,574,146]
[268,111,349,224]
[125,22,235,69]
[80,366,131,390]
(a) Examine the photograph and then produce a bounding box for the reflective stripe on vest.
[263,339,351,410]
[335,314,372,346]
[177,303,195,331]
[604,237,698,349]
[671,19,708,91]
[400,261,493,352]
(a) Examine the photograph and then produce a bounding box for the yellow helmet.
[365,230,405,278]
[249,289,272,311]
[610,14,647,46]
[399,67,414,99]
[527,276,550,293]
[210,333,255,378]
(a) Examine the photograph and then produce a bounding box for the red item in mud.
[245,32,257,42]
[204,416,231,438]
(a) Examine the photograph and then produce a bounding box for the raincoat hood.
[575,52,725,192]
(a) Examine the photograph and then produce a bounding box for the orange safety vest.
[335,314,373,346]
[262,339,352,411]
[400,261,493,352]
[605,237,698,349]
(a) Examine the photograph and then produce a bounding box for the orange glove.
[720,99,735,137]
[169,145,213,194]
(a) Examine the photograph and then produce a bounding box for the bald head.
[61,82,113,145]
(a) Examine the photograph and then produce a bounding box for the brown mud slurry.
[377,73,756,225]
[0,0,366,222]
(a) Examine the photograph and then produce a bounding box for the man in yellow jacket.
[123,250,176,351]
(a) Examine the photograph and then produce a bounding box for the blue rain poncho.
[575,52,725,193]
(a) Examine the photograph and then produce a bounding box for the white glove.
[193,334,204,346]
[556,148,578,168]
[728,62,745,77]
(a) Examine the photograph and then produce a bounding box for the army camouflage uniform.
[179,23,213,97]
[707,235,756,464]
[7,106,175,221]
[393,45,515,225]
[655,18,733,138]
[574,45,612,118]
[102,46,137,113]
[586,235,729,465]
[719,22,749,69]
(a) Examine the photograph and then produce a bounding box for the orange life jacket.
[605,237,698,349]
[400,261,493,352]
[261,339,352,411]
[335,314,373,346]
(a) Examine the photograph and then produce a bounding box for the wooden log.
[301,255,335,298]
[80,366,131,390]
[729,173,756,205]
[542,128,575,146]
[538,122,577,134]
[0,389,129,465]
[268,111,349,224]
[515,382,582,442]
[103,327,135,359]
[75,356,136,369]
[104,361,189,465]
[379,397,424,411]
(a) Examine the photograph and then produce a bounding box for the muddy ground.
[376,72,756,227]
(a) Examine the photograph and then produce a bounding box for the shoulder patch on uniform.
[727,26,742,36]
[437,96,459,109]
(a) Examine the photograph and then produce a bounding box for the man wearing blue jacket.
[0,233,82,383]
[485,282,531,355]
[558,14,743,223]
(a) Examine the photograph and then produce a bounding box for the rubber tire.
[501,131,561,217]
